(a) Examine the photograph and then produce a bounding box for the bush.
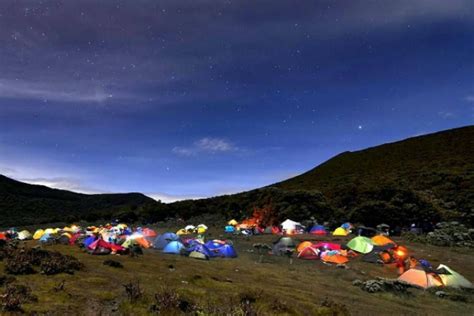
[1,284,37,312]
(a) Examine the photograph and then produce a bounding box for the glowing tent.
[398,269,443,289]
[347,236,374,254]
[297,246,320,260]
[309,225,327,236]
[371,235,396,246]
[436,264,473,289]
[332,227,349,236]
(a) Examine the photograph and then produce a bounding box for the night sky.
[1,1,473,202]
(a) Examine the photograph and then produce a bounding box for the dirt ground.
[1,227,473,315]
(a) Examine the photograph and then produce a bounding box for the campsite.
[1,218,473,315]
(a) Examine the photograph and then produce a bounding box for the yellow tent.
[33,229,45,240]
[18,230,32,240]
[228,219,238,226]
[332,227,349,236]
[197,227,207,234]
[176,229,187,235]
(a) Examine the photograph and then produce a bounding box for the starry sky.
[0,1,473,202]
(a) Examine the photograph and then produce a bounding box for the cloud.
[147,192,204,204]
[438,111,455,119]
[172,137,237,156]
[465,95,474,102]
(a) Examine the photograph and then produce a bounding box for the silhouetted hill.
[275,125,474,226]
[0,175,159,227]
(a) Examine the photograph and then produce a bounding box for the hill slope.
[0,175,159,227]
[275,125,474,225]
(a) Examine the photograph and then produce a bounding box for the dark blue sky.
[0,1,473,201]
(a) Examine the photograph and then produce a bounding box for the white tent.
[280,219,304,232]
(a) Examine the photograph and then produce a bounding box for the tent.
[224,225,236,233]
[280,219,304,234]
[321,252,349,264]
[332,227,349,236]
[141,228,157,238]
[347,236,374,254]
[228,219,238,226]
[313,242,341,251]
[362,245,394,263]
[309,225,327,236]
[371,235,396,246]
[163,241,184,254]
[39,233,54,243]
[211,244,237,258]
[398,269,443,289]
[88,239,125,254]
[17,230,32,240]
[297,246,320,260]
[436,264,473,289]
[0,233,7,240]
[189,251,209,260]
[297,241,314,253]
[83,236,97,247]
[341,222,353,230]
[153,233,179,250]
[272,236,296,256]
[176,229,187,236]
[33,229,45,240]
[196,224,208,234]
[185,225,196,232]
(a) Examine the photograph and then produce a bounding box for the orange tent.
[321,253,349,264]
[371,235,396,246]
[135,237,151,248]
[398,269,443,289]
[0,233,7,240]
[297,246,319,260]
[297,241,313,253]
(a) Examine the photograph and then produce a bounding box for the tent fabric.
[398,269,443,289]
[310,225,327,235]
[0,233,7,240]
[332,227,349,236]
[83,236,97,247]
[17,230,32,240]
[297,246,320,260]
[321,252,349,264]
[228,219,238,226]
[224,226,236,233]
[297,241,313,253]
[189,251,209,260]
[163,241,184,254]
[272,237,296,256]
[371,235,396,246]
[436,264,474,289]
[312,242,341,251]
[176,229,187,235]
[280,219,303,232]
[208,244,237,258]
[153,233,179,249]
[33,229,45,240]
[347,236,374,254]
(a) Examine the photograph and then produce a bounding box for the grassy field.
[2,227,474,315]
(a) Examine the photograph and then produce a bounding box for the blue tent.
[153,232,179,249]
[83,236,97,247]
[214,244,238,258]
[163,240,184,254]
[187,243,212,257]
[39,233,52,243]
[310,225,327,235]
[224,225,236,233]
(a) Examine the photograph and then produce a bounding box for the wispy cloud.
[0,78,118,103]
[465,95,474,102]
[147,192,204,203]
[438,111,455,119]
[172,137,237,156]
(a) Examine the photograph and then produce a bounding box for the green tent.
[347,236,374,254]
[437,264,473,289]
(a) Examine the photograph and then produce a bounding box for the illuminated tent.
[297,246,320,260]
[297,241,313,253]
[313,242,341,251]
[33,229,45,240]
[272,236,296,256]
[347,236,374,254]
[189,250,209,260]
[228,219,238,226]
[17,230,32,240]
[321,252,349,264]
[309,225,327,236]
[176,229,187,235]
[280,219,304,234]
[163,240,185,254]
[332,227,349,236]
[371,235,396,246]
[398,269,443,289]
[436,264,473,289]
[224,225,236,233]
[185,225,196,233]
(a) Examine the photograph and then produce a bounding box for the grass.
[1,227,474,315]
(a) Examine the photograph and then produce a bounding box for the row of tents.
[225,219,354,236]
[272,234,473,289]
[0,224,237,261]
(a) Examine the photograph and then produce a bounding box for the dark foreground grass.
[1,229,473,315]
